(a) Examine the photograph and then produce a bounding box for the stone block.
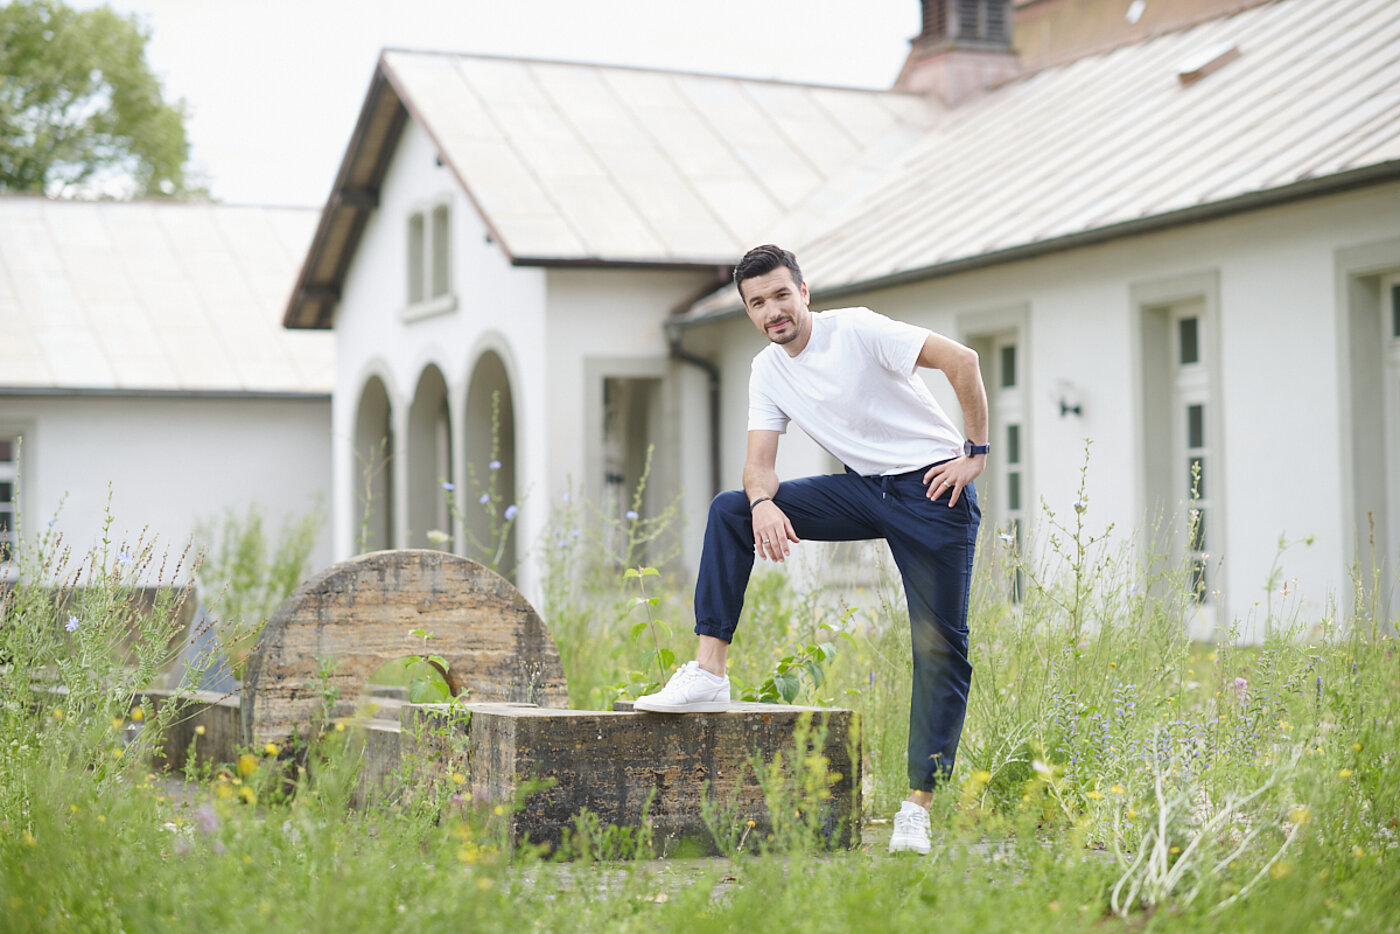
[403,702,861,854]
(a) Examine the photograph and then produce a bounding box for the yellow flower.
[264,742,279,757]
[972,769,992,785]
[1353,742,1363,752]
[1127,810,1138,819]
[1338,769,1353,779]
[1109,662,1116,668]
[1087,790,1103,800]
[450,772,467,786]
[22,829,36,846]
[216,784,234,801]
[236,754,258,778]
[1169,846,1181,854]
[335,722,345,732]
[130,707,145,722]
[195,725,205,736]
[243,853,253,864]
[97,815,105,824]
[492,805,505,817]
[476,877,494,892]
[239,787,257,805]
[111,717,125,730]
[1353,846,1365,859]
[1278,720,1292,732]
[1289,806,1311,825]
[70,805,78,813]
[1110,784,1125,795]
[110,748,124,760]
[1270,860,1292,879]
[52,708,64,721]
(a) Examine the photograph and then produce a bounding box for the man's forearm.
[742,464,779,505]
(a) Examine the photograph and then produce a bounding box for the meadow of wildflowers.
[1,478,1397,933]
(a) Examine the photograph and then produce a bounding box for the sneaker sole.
[632,700,731,713]
[888,837,931,855]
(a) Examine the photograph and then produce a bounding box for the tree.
[0,0,192,197]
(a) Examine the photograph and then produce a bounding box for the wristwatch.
[964,439,990,457]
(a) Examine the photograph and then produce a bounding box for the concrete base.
[403,701,862,854]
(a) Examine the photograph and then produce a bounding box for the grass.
[1,479,1397,933]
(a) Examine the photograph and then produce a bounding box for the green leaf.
[655,620,673,640]
[408,628,428,639]
[647,596,661,607]
[629,621,649,641]
[641,567,660,577]
[775,672,801,704]
[659,648,675,669]
[427,655,448,671]
[624,568,640,579]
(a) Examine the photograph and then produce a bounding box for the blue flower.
[571,529,582,538]
[478,493,490,505]
[489,460,501,471]
[117,551,134,566]
[626,510,639,521]
[441,481,455,491]
[65,616,80,632]
[504,504,518,521]
[562,491,571,503]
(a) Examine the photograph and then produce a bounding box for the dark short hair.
[734,244,803,301]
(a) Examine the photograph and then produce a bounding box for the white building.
[289,0,1400,634]
[0,197,334,577]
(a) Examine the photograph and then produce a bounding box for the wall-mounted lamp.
[1056,380,1083,418]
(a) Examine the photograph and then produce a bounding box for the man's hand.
[752,500,800,561]
[923,456,985,507]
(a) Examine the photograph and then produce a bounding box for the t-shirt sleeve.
[850,307,929,375]
[747,358,789,433]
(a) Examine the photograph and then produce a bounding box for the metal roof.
[687,0,1400,319]
[0,197,331,394]
[284,52,937,328]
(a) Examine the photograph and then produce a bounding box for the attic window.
[403,202,458,323]
[920,0,1011,45]
[1176,41,1240,86]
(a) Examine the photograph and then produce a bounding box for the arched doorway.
[462,350,517,579]
[407,364,452,550]
[352,375,394,552]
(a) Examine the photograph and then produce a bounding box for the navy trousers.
[694,467,980,791]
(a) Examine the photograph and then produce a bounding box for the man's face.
[740,268,810,347]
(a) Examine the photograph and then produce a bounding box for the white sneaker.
[888,801,931,854]
[633,661,730,713]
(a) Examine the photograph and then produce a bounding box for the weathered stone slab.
[403,702,861,853]
[243,550,568,745]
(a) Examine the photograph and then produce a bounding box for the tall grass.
[1,472,1397,932]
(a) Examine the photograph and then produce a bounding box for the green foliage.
[0,0,194,196]
[193,502,322,678]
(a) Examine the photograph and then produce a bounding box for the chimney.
[894,0,1020,106]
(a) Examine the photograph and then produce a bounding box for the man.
[636,244,987,855]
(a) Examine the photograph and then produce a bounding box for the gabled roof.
[0,196,331,395]
[283,52,938,329]
[685,0,1400,320]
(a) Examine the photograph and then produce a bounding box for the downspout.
[666,319,722,498]
[666,270,731,497]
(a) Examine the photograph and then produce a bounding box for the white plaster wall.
[542,267,716,561]
[332,119,548,593]
[682,183,1400,633]
[0,394,331,584]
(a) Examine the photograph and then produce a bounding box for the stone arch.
[407,363,452,549]
[241,550,569,745]
[462,349,518,579]
[353,374,395,552]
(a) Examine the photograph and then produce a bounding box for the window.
[402,201,455,321]
[1173,310,1211,603]
[0,437,17,563]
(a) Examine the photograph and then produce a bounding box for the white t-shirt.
[747,307,964,476]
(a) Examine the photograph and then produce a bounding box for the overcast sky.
[78,0,921,207]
